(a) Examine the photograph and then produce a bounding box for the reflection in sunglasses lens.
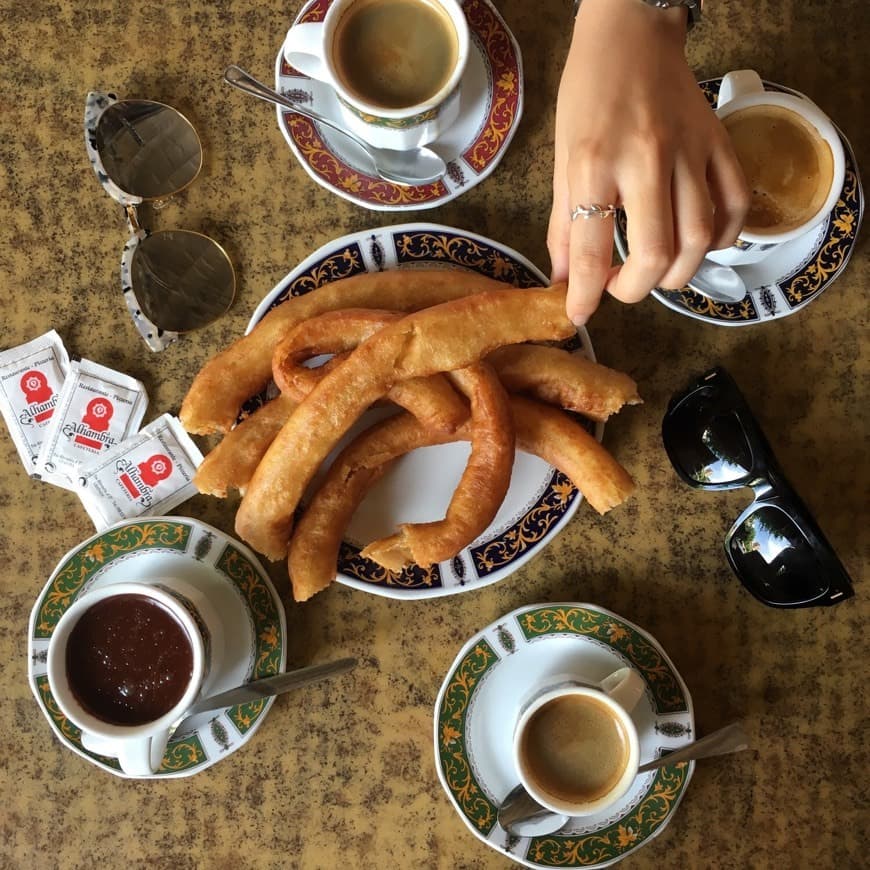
[729,505,827,605]
[668,393,754,485]
[96,101,202,200]
[131,230,235,333]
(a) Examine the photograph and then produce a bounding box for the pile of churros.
[180,269,641,602]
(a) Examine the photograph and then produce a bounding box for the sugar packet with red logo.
[35,358,148,490]
[0,329,71,475]
[76,413,203,530]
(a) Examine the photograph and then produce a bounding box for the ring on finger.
[570,203,619,221]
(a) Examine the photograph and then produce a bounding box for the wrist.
[575,0,691,36]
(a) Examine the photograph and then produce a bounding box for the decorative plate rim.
[245,222,601,600]
[27,516,287,778]
[433,601,695,868]
[273,0,524,211]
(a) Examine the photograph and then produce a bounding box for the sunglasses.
[84,91,235,351]
[662,367,854,608]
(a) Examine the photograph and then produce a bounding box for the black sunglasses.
[662,367,854,608]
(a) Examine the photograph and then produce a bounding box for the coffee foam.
[723,105,834,235]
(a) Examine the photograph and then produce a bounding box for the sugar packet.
[0,330,71,474]
[35,358,149,490]
[76,413,203,530]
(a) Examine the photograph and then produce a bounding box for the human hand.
[548,0,750,325]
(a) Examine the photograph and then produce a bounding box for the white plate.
[245,222,601,600]
[28,516,287,778]
[274,0,523,211]
[615,78,864,326]
[434,603,695,868]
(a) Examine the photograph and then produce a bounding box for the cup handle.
[717,69,765,109]
[81,730,169,776]
[600,667,645,714]
[283,22,331,84]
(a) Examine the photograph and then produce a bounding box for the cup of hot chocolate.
[708,69,846,267]
[46,580,220,776]
[512,667,645,818]
[282,0,469,150]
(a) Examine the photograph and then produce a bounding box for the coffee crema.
[520,694,630,805]
[333,0,458,110]
[723,104,834,235]
[66,593,193,726]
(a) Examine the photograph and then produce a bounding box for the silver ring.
[570,203,618,221]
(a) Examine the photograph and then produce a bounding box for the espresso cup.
[512,667,644,818]
[46,580,218,776]
[282,0,469,150]
[708,69,846,267]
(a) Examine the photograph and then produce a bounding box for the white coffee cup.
[47,580,219,776]
[282,0,469,150]
[708,69,846,267]
[512,667,644,818]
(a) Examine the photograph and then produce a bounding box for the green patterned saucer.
[28,517,286,778]
[434,603,695,868]
[245,223,602,600]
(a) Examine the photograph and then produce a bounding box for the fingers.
[547,143,572,285]
[657,154,714,290]
[708,139,751,250]
[606,157,674,304]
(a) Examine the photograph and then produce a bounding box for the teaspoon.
[688,259,748,304]
[223,65,447,187]
[498,721,749,837]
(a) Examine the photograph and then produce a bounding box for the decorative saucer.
[434,603,695,868]
[614,78,864,326]
[245,223,601,600]
[28,517,286,778]
[274,0,523,211]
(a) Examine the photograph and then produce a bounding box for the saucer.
[244,222,601,600]
[274,0,523,211]
[434,603,695,868]
[614,77,864,326]
[28,516,287,779]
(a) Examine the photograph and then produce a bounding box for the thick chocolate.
[66,593,193,726]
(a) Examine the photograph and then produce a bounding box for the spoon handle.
[223,65,368,150]
[637,721,749,773]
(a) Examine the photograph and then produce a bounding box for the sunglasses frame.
[84,91,234,351]
[663,367,855,609]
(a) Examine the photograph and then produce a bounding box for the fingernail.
[570,313,588,328]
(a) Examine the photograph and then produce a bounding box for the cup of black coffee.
[512,667,644,817]
[46,580,214,776]
[708,69,846,267]
[282,0,469,150]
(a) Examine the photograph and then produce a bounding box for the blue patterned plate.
[28,517,286,778]
[434,602,695,868]
[615,78,864,326]
[246,223,602,599]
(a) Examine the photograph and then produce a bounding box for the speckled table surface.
[1,1,867,868]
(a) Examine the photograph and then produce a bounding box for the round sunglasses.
[84,91,235,351]
[662,367,855,609]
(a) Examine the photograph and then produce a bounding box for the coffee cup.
[512,667,645,818]
[707,69,846,267]
[46,580,220,776]
[282,0,469,150]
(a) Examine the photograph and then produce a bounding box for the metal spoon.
[223,65,447,187]
[688,258,748,304]
[498,721,750,837]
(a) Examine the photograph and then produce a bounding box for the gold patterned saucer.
[615,77,863,326]
[28,517,286,778]
[273,0,523,211]
[434,603,695,868]
[243,223,600,599]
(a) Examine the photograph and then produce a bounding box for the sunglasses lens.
[96,101,201,199]
[666,388,754,485]
[728,504,828,605]
[131,230,235,333]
